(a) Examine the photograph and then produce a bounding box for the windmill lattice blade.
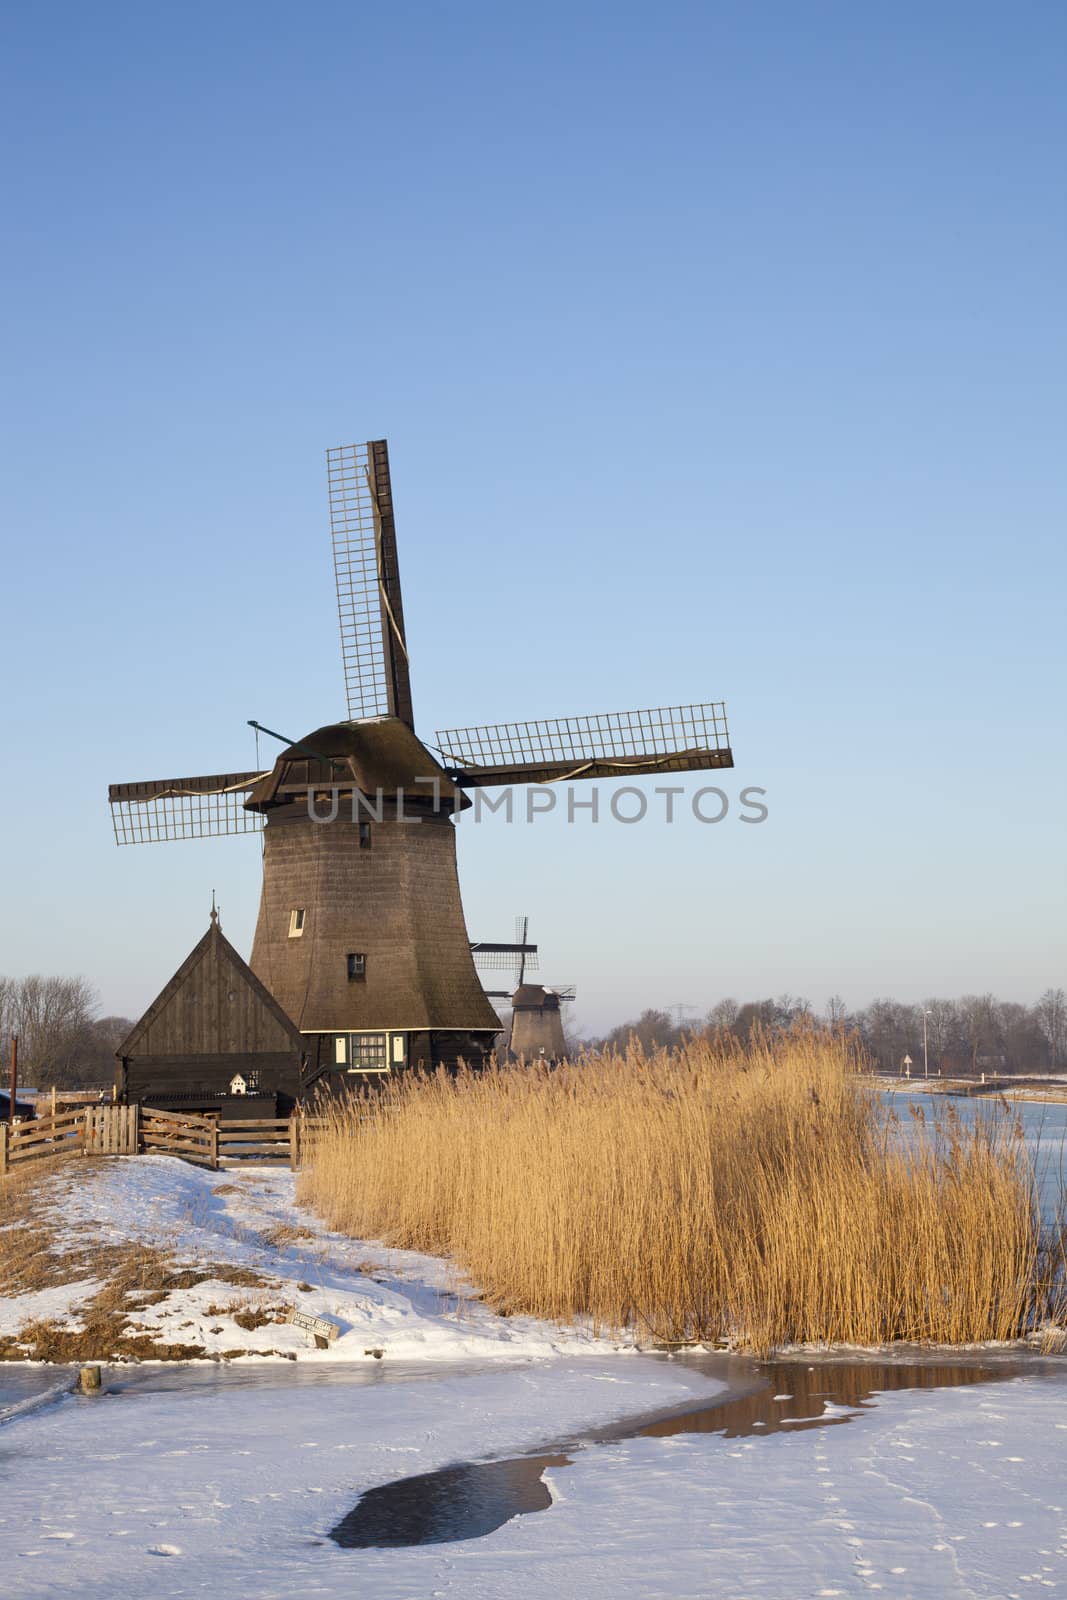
[108,772,265,844]
[436,701,732,787]
[470,945,540,972]
[328,440,414,726]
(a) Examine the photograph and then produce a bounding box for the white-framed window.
[346,952,366,982]
[334,1033,389,1073]
[349,1033,387,1072]
[288,909,306,939]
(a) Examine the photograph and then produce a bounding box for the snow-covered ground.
[1,1158,1066,1598]
[2,1339,1066,1597]
[0,1154,637,1362]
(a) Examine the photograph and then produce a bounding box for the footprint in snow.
[149,1544,182,1557]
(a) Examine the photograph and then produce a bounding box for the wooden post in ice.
[77,1366,102,1395]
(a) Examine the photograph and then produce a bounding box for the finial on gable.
[210,888,220,928]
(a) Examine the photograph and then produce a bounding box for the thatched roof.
[244,718,469,813]
[512,984,561,1011]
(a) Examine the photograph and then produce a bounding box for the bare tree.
[921,998,961,1070]
[705,998,739,1031]
[1036,988,1067,1071]
[1,976,99,1088]
[859,999,919,1073]
[997,1002,1048,1075]
[958,993,1002,1071]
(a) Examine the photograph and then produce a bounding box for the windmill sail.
[109,772,265,843]
[436,701,732,787]
[328,440,414,728]
[470,944,540,972]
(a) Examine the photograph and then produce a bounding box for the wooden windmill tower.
[472,916,576,1062]
[109,441,733,1081]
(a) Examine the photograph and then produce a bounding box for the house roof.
[117,916,304,1058]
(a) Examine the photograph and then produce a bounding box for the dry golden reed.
[299,1031,1065,1352]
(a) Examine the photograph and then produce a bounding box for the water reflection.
[329,1353,1037,1549]
[332,1454,570,1548]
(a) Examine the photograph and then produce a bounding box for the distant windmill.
[472,916,576,1063]
[109,440,733,1081]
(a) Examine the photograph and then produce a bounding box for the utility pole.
[8,1036,17,1127]
[921,1008,932,1080]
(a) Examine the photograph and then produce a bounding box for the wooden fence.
[141,1106,218,1169]
[0,1109,86,1175]
[85,1104,140,1155]
[1,1107,302,1175]
[217,1118,298,1170]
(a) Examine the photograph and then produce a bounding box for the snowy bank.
[0,1156,636,1363]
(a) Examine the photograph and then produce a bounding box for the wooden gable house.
[116,912,306,1117]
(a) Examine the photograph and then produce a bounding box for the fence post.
[0,1124,7,1178]
[131,1102,140,1156]
[210,1119,219,1172]
[289,1112,299,1172]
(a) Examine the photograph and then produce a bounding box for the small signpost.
[287,1308,342,1349]
[902,1054,913,1079]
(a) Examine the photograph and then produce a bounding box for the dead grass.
[0,1243,279,1361]
[0,1156,97,1294]
[299,1031,1067,1352]
[0,1160,280,1361]
[203,1294,291,1330]
[259,1222,315,1247]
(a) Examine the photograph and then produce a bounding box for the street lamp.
[920,1008,932,1080]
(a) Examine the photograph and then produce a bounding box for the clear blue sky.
[2,2,1064,1033]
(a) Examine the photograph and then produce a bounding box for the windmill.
[471,916,576,1062]
[109,440,733,1080]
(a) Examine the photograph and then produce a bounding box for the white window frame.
[288,909,306,939]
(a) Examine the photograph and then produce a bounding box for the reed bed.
[299,1031,1066,1352]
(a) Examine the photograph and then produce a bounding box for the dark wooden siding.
[118,919,306,1112]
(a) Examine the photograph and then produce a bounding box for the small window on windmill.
[288,909,306,939]
[347,952,366,982]
[359,821,371,850]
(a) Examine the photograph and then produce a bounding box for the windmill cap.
[512,983,561,1010]
[244,718,469,813]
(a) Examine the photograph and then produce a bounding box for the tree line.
[0,976,134,1091]
[4,971,1065,1088]
[584,989,1067,1077]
